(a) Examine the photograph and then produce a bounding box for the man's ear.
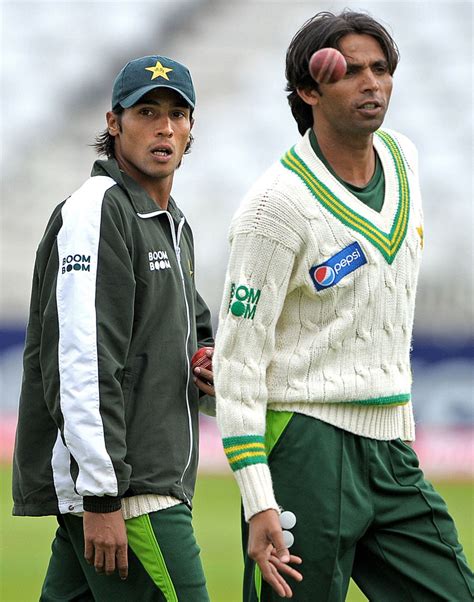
[106,111,120,136]
[297,87,320,107]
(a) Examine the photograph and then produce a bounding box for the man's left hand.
[83,509,128,579]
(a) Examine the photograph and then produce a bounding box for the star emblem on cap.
[145,60,173,80]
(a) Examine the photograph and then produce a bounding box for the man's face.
[312,33,393,138]
[107,88,192,188]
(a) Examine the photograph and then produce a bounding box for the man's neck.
[313,126,376,188]
[137,177,172,210]
[115,158,173,210]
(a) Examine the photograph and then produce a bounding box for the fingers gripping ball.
[191,347,213,372]
[309,48,347,84]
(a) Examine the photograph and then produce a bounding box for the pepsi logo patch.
[310,242,367,291]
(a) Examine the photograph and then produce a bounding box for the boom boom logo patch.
[310,242,367,291]
[148,250,171,271]
[61,253,91,274]
[228,283,261,320]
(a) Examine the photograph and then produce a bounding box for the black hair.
[93,105,194,158]
[93,106,124,158]
[285,10,400,135]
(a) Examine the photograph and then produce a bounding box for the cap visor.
[118,84,194,109]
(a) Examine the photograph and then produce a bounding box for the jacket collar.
[91,159,185,223]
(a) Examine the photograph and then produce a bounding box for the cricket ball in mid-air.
[309,48,347,84]
[191,347,213,372]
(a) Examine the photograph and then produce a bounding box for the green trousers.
[40,503,209,602]
[243,411,474,601]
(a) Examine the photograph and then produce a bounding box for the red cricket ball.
[191,347,213,372]
[309,48,347,84]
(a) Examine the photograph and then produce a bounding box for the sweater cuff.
[233,463,279,521]
[83,496,122,513]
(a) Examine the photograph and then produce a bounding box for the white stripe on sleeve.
[56,175,118,497]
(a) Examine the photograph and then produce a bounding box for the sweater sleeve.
[214,184,303,520]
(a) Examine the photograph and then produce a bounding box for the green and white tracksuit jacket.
[13,159,214,517]
[214,128,424,520]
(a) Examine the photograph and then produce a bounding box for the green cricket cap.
[112,55,195,109]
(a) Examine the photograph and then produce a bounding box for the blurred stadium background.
[1,1,472,600]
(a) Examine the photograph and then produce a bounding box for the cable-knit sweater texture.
[214,129,424,520]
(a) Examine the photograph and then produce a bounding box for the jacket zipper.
[137,209,194,505]
[166,214,193,505]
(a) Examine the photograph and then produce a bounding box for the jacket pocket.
[121,355,146,409]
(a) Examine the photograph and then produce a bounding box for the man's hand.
[248,509,303,598]
[83,509,128,579]
[193,348,215,396]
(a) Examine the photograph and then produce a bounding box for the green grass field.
[1,466,472,602]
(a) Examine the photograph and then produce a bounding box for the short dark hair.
[93,105,194,159]
[285,10,400,135]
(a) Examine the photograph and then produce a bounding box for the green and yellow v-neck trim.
[309,128,384,212]
[280,130,410,264]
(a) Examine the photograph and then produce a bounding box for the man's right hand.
[248,509,303,598]
[83,509,128,579]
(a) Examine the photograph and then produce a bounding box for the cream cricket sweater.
[214,129,424,520]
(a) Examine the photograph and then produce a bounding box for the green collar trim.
[280,130,410,264]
